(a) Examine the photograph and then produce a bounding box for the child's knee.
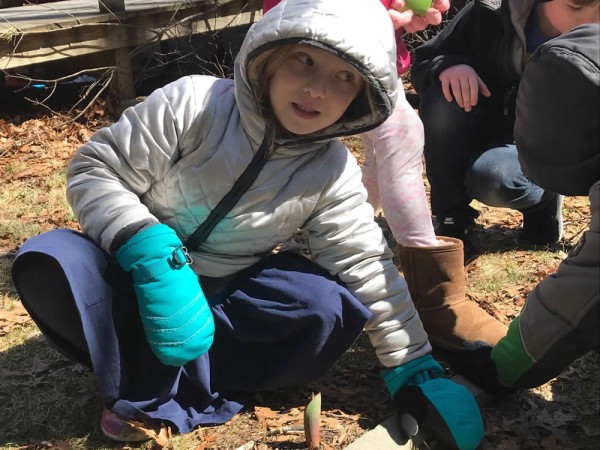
[419,82,464,131]
[465,167,513,207]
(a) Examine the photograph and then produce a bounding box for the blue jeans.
[419,81,545,220]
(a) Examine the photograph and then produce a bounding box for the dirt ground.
[0,95,599,450]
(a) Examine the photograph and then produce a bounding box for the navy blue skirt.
[12,229,371,433]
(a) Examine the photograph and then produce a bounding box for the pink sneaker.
[100,408,152,442]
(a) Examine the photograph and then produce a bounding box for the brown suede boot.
[397,237,508,351]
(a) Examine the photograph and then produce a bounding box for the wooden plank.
[1,9,259,68]
[0,0,261,69]
[0,0,259,33]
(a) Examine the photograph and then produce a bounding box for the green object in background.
[402,0,433,15]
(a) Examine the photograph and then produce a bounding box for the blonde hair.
[246,44,381,131]
[247,46,293,123]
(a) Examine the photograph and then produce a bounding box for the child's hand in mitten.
[383,354,484,449]
[116,223,214,366]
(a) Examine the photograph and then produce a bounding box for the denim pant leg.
[419,80,494,219]
[466,144,545,211]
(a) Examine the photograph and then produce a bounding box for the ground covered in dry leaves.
[0,97,598,450]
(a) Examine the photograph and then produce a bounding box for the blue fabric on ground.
[13,229,370,433]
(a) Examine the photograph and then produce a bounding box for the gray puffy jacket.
[66,0,431,367]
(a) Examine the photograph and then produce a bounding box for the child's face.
[268,45,364,135]
[539,0,600,37]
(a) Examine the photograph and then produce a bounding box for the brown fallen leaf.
[0,303,32,336]
[125,420,172,448]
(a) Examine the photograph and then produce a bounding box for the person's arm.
[360,92,438,247]
[453,181,600,392]
[494,181,600,388]
[305,143,430,366]
[261,0,279,13]
[66,76,221,366]
[386,0,451,75]
[410,0,478,95]
[305,144,483,448]
[264,0,450,30]
[387,0,450,32]
[66,76,218,253]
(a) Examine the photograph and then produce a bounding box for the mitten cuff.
[132,247,193,282]
[382,354,444,396]
[116,223,182,270]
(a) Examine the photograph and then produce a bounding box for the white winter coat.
[66,0,431,367]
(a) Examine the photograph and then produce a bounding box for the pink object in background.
[263,0,279,13]
[262,0,279,11]
[394,30,411,75]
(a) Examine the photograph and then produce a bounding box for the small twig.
[563,219,591,246]
[324,411,358,419]
[6,66,115,86]
[268,425,304,435]
[61,70,115,124]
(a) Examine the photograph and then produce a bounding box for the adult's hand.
[387,0,451,33]
[439,64,491,112]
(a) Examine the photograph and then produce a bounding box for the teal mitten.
[382,354,484,450]
[116,223,214,366]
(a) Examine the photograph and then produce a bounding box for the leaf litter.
[0,102,598,449]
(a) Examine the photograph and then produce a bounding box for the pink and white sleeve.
[360,92,438,247]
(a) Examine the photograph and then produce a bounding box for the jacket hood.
[234,0,398,151]
[515,23,600,196]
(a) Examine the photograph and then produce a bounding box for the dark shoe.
[434,216,478,264]
[516,192,563,248]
